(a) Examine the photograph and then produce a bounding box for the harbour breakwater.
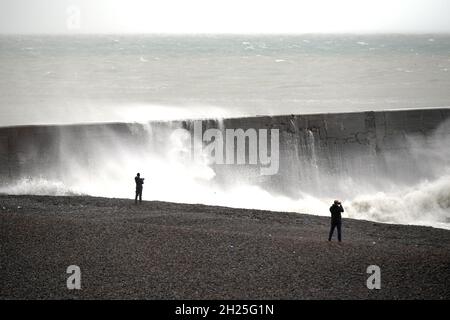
[0,108,449,228]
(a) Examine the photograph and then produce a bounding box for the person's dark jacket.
[135,176,144,190]
[329,204,344,222]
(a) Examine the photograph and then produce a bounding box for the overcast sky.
[0,0,449,34]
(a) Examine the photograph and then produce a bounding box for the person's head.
[334,200,341,205]
[137,173,140,177]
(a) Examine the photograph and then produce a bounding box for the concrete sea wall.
[0,108,449,196]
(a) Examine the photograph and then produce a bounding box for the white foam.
[2,118,449,230]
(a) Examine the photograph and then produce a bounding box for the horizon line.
[1,32,450,36]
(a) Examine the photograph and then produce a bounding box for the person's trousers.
[328,220,342,241]
[135,189,142,203]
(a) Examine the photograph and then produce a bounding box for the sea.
[0,34,449,126]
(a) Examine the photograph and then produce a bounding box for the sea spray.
[0,110,449,229]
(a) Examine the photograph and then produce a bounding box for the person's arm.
[340,204,344,213]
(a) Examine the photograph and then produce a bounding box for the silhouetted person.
[135,173,144,204]
[328,200,344,242]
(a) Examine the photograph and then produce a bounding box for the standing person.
[135,173,144,204]
[328,200,344,242]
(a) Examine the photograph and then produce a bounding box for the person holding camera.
[134,173,145,204]
[328,200,344,242]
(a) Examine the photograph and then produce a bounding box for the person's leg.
[135,191,138,204]
[337,220,342,242]
[139,190,142,203]
[328,221,336,241]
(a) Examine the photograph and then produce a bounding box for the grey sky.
[0,0,449,34]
